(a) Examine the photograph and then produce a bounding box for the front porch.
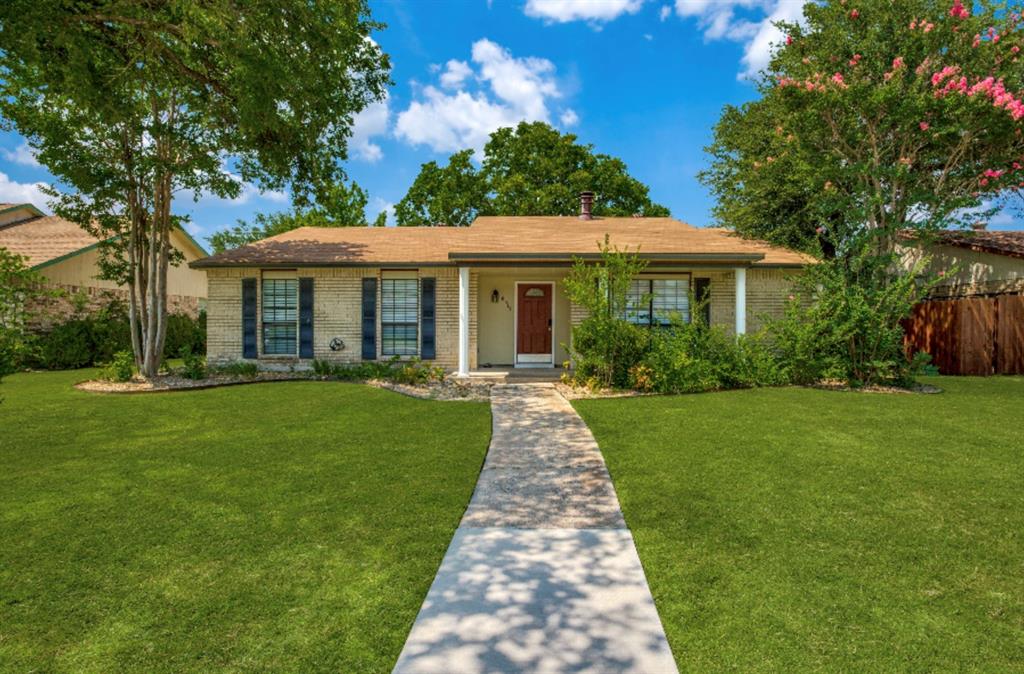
[454,265,751,377]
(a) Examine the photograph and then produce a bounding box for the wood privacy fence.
[904,295,1024,375]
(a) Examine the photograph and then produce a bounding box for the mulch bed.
[75,373,495,401]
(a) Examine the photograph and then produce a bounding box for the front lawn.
[0,371,491,672]
[575,377,1024,672]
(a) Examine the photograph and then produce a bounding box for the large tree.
[701,0,1024,256]
[209,179,386,253]
[395,121,669,226]
[0,0,390,377]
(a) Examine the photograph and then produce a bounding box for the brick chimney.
[579,191,595,220]
[971,221,987,231]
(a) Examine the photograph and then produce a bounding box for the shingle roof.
[0,213,103,267]
[193,216,813,268]
[934,229,1024,259]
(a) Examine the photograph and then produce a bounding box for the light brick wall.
[204,265,801,369]
[205,266,473,370]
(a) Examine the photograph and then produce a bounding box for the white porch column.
[734,267,747,336]
[458,266,470,376]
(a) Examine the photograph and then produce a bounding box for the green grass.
[0,370,491,673]
[574,377,1024,672]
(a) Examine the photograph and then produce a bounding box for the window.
[381,276,419,356]
[262,278,298,355]
[624,277,690,327]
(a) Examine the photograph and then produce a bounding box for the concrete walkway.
[393,384,677,674]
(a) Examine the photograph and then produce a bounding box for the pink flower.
[973,34,982,48]
[909,20,917,30]
[849,9,859,19]
[786,35,793,45]
[949,0,969,19]
[980,178,989,186]
[923,22,934,33]
[919,121,930,131]
[831,72,847,88]
[815,226,825,233]
[983,169,1005,178]
[1012,46,1021,54]
[938,270,946,278]
[892,57,905,69]
[1013,162,1022,170]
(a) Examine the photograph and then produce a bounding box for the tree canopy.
[395,122,669,226]
[209,180,386,253]
[701,0,1024,256]
[0,0,390,375]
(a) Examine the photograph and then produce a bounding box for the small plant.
[212,360,259,378]
[100,350,135,382]
[179,345,206,380]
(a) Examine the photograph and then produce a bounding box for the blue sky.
[0,0,1019,246]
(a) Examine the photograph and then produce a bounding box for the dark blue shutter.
[420,277,436,360]
[694,277,711,326]
[361,277,377,360]
[242,278,257,358]
[299,277,314,358]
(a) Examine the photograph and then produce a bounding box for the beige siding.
[901,243,1024,297]
[38,228,207,300]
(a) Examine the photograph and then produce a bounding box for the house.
[192,194,812,375]
[901,227,1024,375]
[0,202,209,323]
[901,227,1024,298]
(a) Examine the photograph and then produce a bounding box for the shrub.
[310,356,443,384]
[179,346,206,380]
[769,245,937,387]
[36,319,95,369]
[212,360,259,377]
[100,350,135,382]
[164,311,205,358]
[633,322,786,394]
[563,236,652,389]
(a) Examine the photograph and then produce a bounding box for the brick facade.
[205,266,798,371]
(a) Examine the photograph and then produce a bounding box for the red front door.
[517,283,552,356]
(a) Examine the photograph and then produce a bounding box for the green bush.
[164,311,205,359]
[769,245,937,387]
[571,318,651,389]
[212,360,259,377]
[25,303,205,371]
[179,346,206,380]
[100,350,135,382]
[632,323,787,394]
[310,356,444,384]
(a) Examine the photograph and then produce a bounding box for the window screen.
[381,277,419,356]
[262,278,298,355]
[624,278,690,327]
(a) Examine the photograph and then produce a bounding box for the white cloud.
[350,95,390,162]
[370,196,395,226]
[524,0,644,24]
[659,5,672,21]
[560,109,580,126]
[440,60,473,89]
[669,0,806,80]
[0,171,50,208]
[396,39,572,154]
[1,142,40,168]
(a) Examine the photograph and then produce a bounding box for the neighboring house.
[192,194,812,374]
[902,228,1024,375]
[0,202,209,324]
[902,228,1024,298]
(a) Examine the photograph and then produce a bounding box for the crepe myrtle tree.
[0,0,390,377]
[702,0,1024,256]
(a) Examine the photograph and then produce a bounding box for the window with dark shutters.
[299,277,314,358]
[242,278,257,358]
[420,277,436,360]
[361,277,377,360]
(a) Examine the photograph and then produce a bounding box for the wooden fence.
[904,294,1024,375]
